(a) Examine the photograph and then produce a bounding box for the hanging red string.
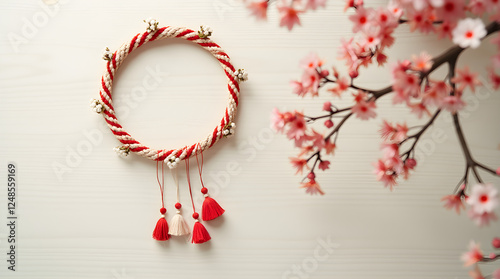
[156,160,165,209]
[186,159,196,213]
[152,160,170,241]
[196,151,225,221]
[186,159,211,244]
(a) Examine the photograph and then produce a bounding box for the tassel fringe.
[152,217,170,241]
[192,221,211,244]
[169,213,190,236]
[202,196,225,221]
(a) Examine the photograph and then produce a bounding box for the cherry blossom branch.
[399,109,441,159]
[453,113,485,184]
[296,21,500,192]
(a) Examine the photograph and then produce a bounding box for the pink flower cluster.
[443,183,499,226]
[461,238,500,278]
[374,121,417,190]
[245,0,327,30]
[268,1,500,277]
[290,53,328,98]
[271,108,335,195]
[392,57,483,117]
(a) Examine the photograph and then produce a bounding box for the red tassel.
[153,208,170,241]
[201,187,225,221]
[202,197,225,221]
[192,221,211,244]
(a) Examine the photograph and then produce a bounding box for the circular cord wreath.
[91,20,247,166]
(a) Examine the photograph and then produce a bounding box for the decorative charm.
[102,47,113,61]
[197,25,212,38]
[112,146,129,157]
[92,19,246,244]
[90,98,104,113]
[236,69,249,82]
[144,17,159,32]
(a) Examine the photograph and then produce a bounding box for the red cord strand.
[156,160,165,208]
[195,151,205,189]
[185,159,196,213]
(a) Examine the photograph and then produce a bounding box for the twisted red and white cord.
[92,20,247,165]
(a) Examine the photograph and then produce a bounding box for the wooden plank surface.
[0,1,499,278]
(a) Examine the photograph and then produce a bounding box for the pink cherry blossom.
[379,27,396,49]
[392,59,412,75]
[324,140,336,155]
[497,166,500,175]
[338,38,360,73]
[468,0,488,16]
[328,76,350,97]
[246,0,268,20]
[408,8,437,33]
[290,157,308,174]
[452,66,482,93]
[462,241,484,266]
[392,71,421,104]
[318,160,330,171]
[388,1,403,18]
[468,209,498,227]
[379,120,408,142]
[466,183,499,214]
[300,178,325,195]
[400,159,417,179]
[271,108,286,132]
[301,71,321,97]
[436,0,466,23]
[380,120,396,140]
[361,27,382,49]
[349,6,372,33]
[277,1,302,31]
[299,145,314,157]
[301,52,323,73]
[291,80,306,97]
[381,143,399,159]
[409,102,431,118]
[305,0,327,10]
[452,18,487,49]
[437,21,456,39]
[309,129,325,149]
[376,52,388,66]
[441,95,466,113]
[422,80,449,106]
[372,7,398,29]
[374,159,398,190]
[411,52,433,72]
[441,194,465,214]
[352,99,377,120]
[286,112,307,141]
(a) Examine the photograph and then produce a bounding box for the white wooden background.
[1,1,499,278]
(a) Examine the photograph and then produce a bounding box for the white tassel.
[169,213,190,236]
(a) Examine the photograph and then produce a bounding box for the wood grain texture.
[0,0,499,278]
